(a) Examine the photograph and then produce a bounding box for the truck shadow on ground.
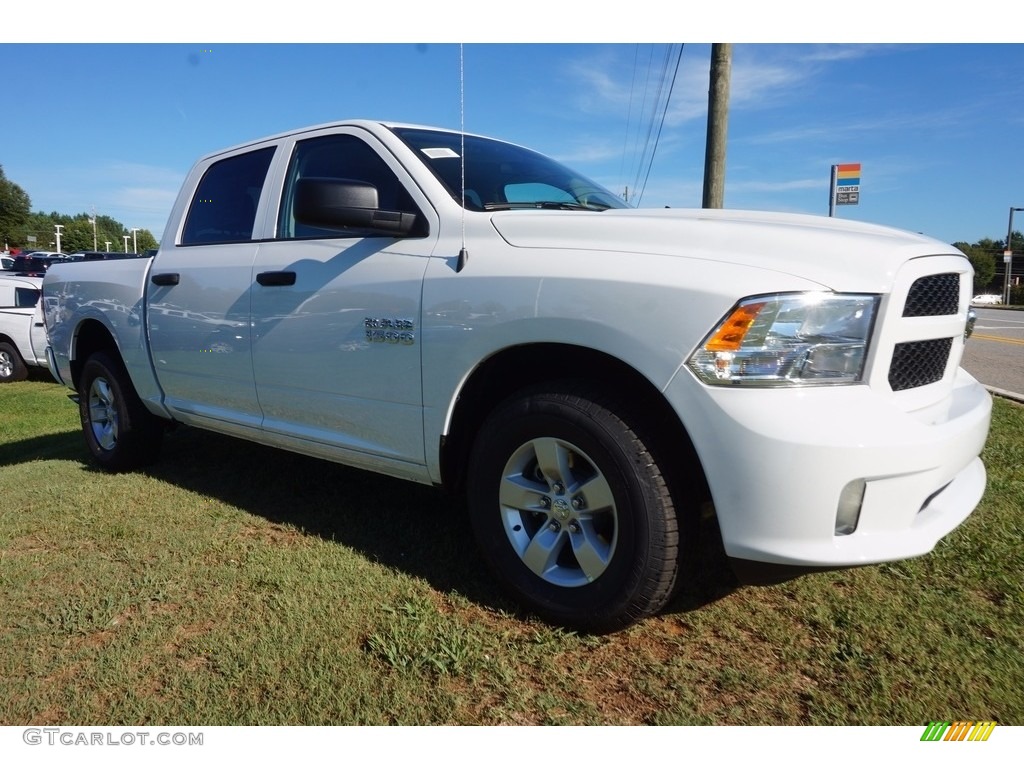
[8,419,741,626]
[0,430,84,466]
[166,425,742,623]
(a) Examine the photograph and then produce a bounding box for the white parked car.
[0,274,48,382]
[971,294,1002,305]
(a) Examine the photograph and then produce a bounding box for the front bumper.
[668,367,992,567]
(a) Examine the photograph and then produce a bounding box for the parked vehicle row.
[5,253,69,276]
[1,250,147,276]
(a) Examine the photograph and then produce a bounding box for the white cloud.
[33,161,184,241]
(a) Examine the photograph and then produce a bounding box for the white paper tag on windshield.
[421,147,460,159]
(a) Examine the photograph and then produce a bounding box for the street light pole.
[123,234,130,253]
[1005,207,1024,305]
[130,228,140,254]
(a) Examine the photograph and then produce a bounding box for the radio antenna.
[456,43,469,272]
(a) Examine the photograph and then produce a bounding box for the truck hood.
[489,208,965,293]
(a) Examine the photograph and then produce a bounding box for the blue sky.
[3,9,1022,248]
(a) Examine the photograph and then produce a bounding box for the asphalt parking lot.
[962,307,1024,398]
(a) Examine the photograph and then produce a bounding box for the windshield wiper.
[482,201,609,212]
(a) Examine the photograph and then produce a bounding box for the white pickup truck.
[0,273,47,382]
[43,120,992,631]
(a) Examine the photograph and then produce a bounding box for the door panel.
[147,244,260,426]
[251,238,431,464]
[249,129,437,466]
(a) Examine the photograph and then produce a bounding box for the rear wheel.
[0,341,28,383]
[467,386,680,632]
[79,351,163,471]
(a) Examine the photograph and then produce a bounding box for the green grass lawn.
[1,374,1022,725]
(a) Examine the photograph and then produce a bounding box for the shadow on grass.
[25,366,61,383]
[128,425,524,615]
[9,416,739,624]
[168,425,743,622]
[0,430,84,466]
[666,513,742,616]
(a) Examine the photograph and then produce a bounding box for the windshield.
[391,127,629,212]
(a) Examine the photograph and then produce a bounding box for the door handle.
[256,271,297,286]
[151,273,180,286]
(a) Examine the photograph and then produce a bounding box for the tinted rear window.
[181,147,275,245]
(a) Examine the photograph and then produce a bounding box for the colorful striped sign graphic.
[920,721,997,741]
[835,163,861,187]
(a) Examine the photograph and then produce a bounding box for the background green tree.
[0,165,32,249]
[1005,230,1024,252]
[15,210,158,254]
[954,240,997,291]
[3,166,159,254]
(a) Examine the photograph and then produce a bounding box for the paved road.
[961,307,1024,397]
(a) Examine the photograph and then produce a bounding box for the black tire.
[0,341,28,383]
[78,351,163,471]
[467,386,680,632]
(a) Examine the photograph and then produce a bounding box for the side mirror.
[294,177,418,236]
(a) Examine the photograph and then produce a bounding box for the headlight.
[686,292,879,386]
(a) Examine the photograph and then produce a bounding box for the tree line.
[954,234,1024,303]
[1,164,158,254]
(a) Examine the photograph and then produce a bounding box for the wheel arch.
[68,318,120,391]
[439,342,710,503]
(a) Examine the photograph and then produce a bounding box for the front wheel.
[79,351,163,471]
[467,387,680,632]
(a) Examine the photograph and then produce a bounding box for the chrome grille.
[903,273,959,317]
[888,338,953,391]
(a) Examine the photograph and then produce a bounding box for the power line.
[630,45,667,197]
[636,44,684,206]
[621,44,684,205]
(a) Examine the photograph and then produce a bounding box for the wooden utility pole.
[702,44,732,209]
